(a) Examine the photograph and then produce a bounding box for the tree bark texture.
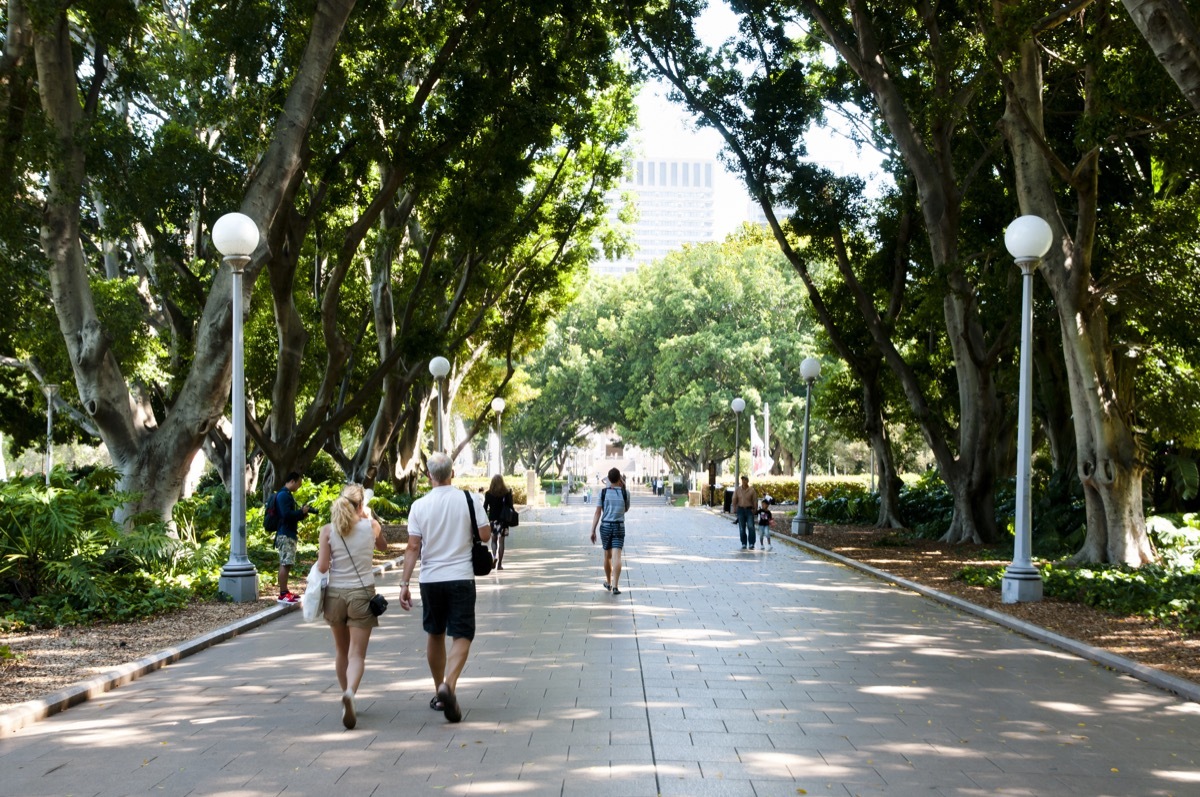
[32,1,355,520]
[1122,0,1200,112]
[999,28,1153,565]
[802,0,1005,544]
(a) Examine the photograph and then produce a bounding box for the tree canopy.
[1,0,638,518]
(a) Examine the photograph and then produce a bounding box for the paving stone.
[4,504,1200,797]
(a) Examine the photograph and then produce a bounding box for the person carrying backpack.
[274,471,316,603]
[590,467,630,595]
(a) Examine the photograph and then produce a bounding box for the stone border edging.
[778,528,1200,704]
[0,556,407,736]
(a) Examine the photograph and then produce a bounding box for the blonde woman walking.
[316,483,388,729]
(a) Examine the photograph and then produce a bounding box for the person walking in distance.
[733,475,758,550]
[275,471,316,602]
[483,475,514,570]
[398,452,490,723]
[316,483,388,729]
[590,467,630,595]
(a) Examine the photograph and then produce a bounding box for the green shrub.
[896,470,955,537]
[701,476,868,506]
[806,484,880,524]
[954,548,1200,632]
[0,470,228,630]
[1148,513,1200,570]
[303,450,343,486]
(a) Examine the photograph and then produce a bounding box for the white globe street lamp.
[491,396,506,475]
[731,397,746,497]
[429,356,451,452]
[42,384,58,486]
[792,357,822,535]
[1001,215,1053,604]
[213,211,260,603]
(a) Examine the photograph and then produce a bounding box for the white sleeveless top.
[327,518,376,589]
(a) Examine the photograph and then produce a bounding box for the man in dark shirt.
[275,471,315,603]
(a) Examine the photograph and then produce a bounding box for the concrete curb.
[773,526,1200,705]
[0,556,407,736]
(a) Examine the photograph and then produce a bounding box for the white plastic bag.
[301,562,328,622]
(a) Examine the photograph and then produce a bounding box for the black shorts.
[419,579,477,640]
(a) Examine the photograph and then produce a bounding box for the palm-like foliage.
[0,469,126,601]
[0,468,205,627]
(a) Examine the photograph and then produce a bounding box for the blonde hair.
[331,483,365,537]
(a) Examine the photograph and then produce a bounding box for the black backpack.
[263,492,281,532]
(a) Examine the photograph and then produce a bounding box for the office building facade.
[596,158,716,276]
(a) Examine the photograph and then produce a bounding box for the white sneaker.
[342,689,357,729]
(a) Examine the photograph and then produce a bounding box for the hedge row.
[699,476,869,505]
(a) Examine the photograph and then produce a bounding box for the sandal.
[430,694,444,711]
[437,683,462,723]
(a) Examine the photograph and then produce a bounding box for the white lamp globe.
[800,357,822,382]
[429,356,450,378]
[212,213,259,257]
[1004,215,1053,260]
[491,397,506,413]
[731,397,746,413]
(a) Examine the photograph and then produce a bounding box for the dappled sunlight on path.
[3,503,1200,795]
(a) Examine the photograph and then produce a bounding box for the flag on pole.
[749,414,774,477]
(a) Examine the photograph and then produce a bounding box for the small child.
[756,499,773,550]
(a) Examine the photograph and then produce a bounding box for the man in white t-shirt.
[398,452,490,723]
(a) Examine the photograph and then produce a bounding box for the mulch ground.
[798,524,1200,685]
[3,530,1198,712]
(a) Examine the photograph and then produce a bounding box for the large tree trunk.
[1122,0,1200,112]
[1033,325,1076,472]
[999,28,1153,565]
[797,2,1005,544]
[32,1,356,520]
[862,380,903,529]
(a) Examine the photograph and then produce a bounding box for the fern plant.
[0,473,128,601]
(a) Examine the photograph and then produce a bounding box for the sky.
[629,3,887,240]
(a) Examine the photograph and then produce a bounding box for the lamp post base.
[791,515,814,536]
[219,566,260,603]
[1001,565,1043,604]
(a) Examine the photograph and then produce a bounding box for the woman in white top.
[316,483,387,729]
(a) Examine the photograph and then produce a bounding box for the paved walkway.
[3,505,1200,796]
